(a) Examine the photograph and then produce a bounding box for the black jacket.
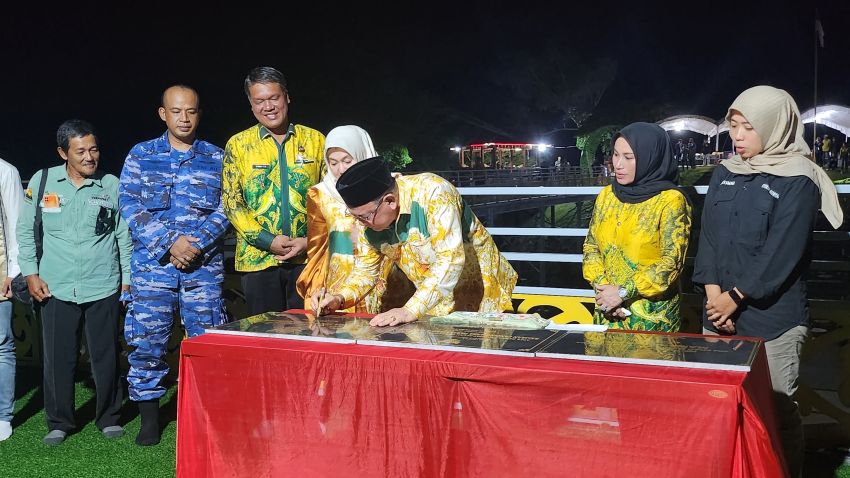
[692,165,820,340]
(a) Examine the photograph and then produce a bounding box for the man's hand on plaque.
[370,307,415,327]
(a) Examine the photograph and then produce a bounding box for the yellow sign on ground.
[511,294,596,324]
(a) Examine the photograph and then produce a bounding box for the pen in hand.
[315,287,326,316]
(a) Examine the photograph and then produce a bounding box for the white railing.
[460,184,850,298]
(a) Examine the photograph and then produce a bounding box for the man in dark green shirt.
[17,119,132,445]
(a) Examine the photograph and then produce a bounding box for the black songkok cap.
[335,156,395,207]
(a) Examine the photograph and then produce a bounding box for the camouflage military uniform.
[119,132,230,401]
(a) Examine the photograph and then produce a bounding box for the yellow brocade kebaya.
[583,186,692,331]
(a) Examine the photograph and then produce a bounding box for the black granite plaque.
[206,312,363,343]
[356,322,563,356]
[536,330,760,370]
[207,313,564,355]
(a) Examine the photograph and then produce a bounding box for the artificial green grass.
[678,165,714,186]
[1,366,176,478]
[806,448,850,478]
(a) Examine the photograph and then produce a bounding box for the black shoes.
[136,399,161,446]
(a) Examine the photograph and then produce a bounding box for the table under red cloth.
[176,316,787,478]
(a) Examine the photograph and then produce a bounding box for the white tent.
[800,104,850,139]
[657,114,728,151]
[657,115,721,136]
[655,104,850,152]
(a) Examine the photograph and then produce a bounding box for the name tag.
[720,180,736,186]
[253,164,270,169]
[294,153,314,165]
[89,198,115,208]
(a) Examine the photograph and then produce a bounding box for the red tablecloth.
[177,323,786,477]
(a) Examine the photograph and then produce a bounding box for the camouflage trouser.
[125,281,225,401]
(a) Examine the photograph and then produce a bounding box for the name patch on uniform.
[720,180,736,186]
[252,164,270,169]
[761,183,780,199]
[88,198,115,208]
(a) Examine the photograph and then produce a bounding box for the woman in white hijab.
[296,126,411,313]
[693,85,843,478]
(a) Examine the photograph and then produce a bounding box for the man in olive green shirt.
[17,119,131,445]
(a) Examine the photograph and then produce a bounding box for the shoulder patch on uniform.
[761,183,780,199]
[25,188,32,199]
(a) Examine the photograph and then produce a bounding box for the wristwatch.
[728,288,744,306]
[618,286,628,299]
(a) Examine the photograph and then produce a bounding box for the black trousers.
[40,291,123,432]
[241,263,306,316]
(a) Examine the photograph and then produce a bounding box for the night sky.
[2,1,848,181]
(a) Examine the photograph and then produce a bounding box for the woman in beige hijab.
[693,85,843,478]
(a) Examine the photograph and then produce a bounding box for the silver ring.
[599,305,608,312]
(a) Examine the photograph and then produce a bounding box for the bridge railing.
[454,184,850,293]
[419,166,608,188]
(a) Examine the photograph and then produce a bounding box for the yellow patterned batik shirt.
[336,173,517,320]
[582,186,692,331]
[222,123,325,272]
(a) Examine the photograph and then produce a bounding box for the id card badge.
[294,153,314,165]
[41,193,62,213]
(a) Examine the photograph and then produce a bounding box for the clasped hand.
[169,235,201,269]
[706,291,738,334]
[272,235,307,262]
[595,284,623,314]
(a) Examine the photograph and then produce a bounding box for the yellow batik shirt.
[582,186,692,331]
[222,123,325,272]
[336,173,518,320]
[295,184,414,313]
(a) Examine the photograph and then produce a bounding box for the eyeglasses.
[347,195,387,223]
